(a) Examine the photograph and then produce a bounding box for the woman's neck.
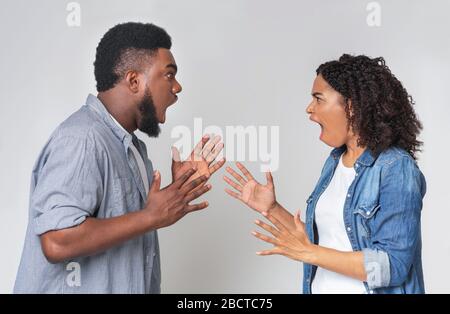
[342,137,366,168]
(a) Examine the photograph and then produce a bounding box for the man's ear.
[124,70,141,94]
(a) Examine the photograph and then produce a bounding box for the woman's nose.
[306,102,314,114]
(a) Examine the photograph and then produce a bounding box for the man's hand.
[171,134,225,187]
[39,168,211,264]
[144,168,211,229]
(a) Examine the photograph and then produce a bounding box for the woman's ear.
[345,98,354,119]
[345,98,357,135]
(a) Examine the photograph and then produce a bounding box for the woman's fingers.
[254,219,279,237]
[256,247,283,256]
[236,162,255,181]
[294,208,305,230]
[251,230,278,246]
[223,175,243,192]
[262,211,287,232]
[224,188,242,201]
[226,166,247,185]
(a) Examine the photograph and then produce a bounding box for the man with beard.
[14,22,225,293]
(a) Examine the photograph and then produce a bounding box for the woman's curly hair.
[316,54,423,159]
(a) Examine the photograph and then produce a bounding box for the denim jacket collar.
[330,145,378,168]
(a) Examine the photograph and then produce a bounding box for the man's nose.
[173,80,182,94]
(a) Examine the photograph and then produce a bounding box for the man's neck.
[97,90,137,133]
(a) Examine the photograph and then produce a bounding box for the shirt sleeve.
[32,134,104,235]
[363,156,426,289]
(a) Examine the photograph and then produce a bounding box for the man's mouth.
[167,96,178,108]
[160,97,178,123]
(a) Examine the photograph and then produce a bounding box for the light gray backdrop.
[1,0,449,293]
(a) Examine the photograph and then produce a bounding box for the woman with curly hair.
[224,54,426,294]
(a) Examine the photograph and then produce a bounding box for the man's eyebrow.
[312,92,323,97]
[166,63,178,72]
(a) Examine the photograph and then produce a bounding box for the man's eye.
[316,97,322,103]
[166,73,175,79]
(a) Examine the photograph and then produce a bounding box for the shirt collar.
[330,145,378,167]
[109,112,142,150]
[86,93,133,144]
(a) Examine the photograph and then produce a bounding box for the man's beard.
[137,88,161,138]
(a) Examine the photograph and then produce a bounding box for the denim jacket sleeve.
[363,155,426,289]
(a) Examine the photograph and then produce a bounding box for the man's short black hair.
[94,22,172,92]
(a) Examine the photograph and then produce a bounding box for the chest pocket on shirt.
[353,204,381,238]
[110,177,140,216]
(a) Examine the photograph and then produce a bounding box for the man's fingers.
[171,146,182,163]
[180,174,208,194]
[226,166,247,185]
[174,168,196,188]
[185,201,209,213]
[206,142,224,164]
[201,134,219,156]
[184,184,212,203]
[192,134,210,160]
[150,171,161,193]
[202,135,222,161]
[223,175,243,192]
[209,158,226,175]
[255,219,280,237]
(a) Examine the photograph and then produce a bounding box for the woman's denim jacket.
[303,146,426,294]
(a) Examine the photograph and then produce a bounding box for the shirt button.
[369,290,374,294]
[347,226,352,232]
[347,194,351,198]
[366,211,371,215]
[153,252,156,257]
[355,173,358,176]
